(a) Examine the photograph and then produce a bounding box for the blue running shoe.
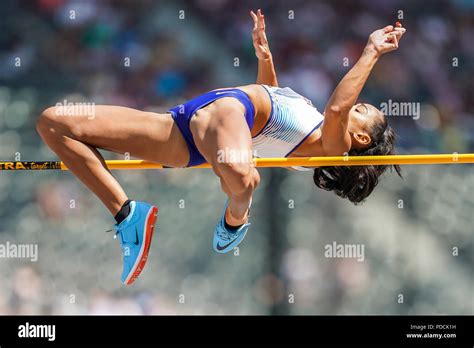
[114,201,158,285]
[213,200,251,253]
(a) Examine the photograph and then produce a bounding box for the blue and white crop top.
[252,85,324,170]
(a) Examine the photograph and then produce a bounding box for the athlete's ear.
[353,132,371,146]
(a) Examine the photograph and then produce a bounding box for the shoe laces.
[217,227,234,241]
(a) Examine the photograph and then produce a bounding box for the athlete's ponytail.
[313,119,402,204]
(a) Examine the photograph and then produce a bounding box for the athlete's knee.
[36,106,76,139]
[36,107,57,136]
[217,161,260,195]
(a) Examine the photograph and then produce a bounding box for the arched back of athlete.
[36,9,406,284]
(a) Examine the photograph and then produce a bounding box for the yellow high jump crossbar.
[0,153,473,171]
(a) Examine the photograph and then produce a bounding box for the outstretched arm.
[322,24,406,154]
[250,9,278,87]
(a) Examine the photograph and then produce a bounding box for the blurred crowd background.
[0,0,473,315]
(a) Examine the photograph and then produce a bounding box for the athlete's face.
[348,103,384,149]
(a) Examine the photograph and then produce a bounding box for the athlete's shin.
[226,167,259,224]
[36,107,129,216]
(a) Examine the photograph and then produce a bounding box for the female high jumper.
[36,10,406,284]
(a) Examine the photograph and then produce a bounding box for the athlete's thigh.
[190,98,253,174]
[48,105,189,167]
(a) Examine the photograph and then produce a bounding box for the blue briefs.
[168,89,255,167]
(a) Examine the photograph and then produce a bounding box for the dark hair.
[313,119,402,204]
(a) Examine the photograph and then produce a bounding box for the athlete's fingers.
[250,10,258,28]
[260,30,268,45]
[391,28,404,38]
[256,10,268,45]
[392,34,399,48]
[382,35,398,49]
[393,27,406,33]
[384,32,397,42]
[389,33,400,47]
[392,27,406,39]
[251,11,260,43]
[256,9,265,31]
[258,9,265,28]
[383,25,394,33]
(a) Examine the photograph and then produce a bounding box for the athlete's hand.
[250,9,272,60]
[366,23,406,57]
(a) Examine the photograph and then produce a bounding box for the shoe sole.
[124,206,158,285]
